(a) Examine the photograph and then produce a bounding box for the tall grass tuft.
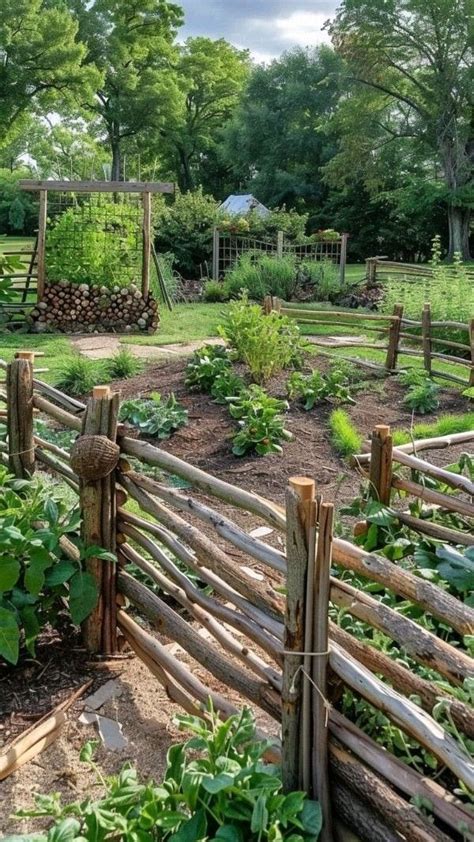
[392,412,474,446]
[329,408,363,458]
[55,355,103,396]
[106,347,143,379]
[224,253,297,301]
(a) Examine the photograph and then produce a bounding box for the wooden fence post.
[141,190,151,299]
[212,227,220,281]
[339,233,348,286]
[469,318,474,388]
[282,477,314,792]
[369,425,393,505]
[80,385,120,655]
[422,303,432,375]
[385,304,403,371]
[263,295,272,315]
[366,258,376,287]
[36,189,47,301]
[272,296,281,314]
[277,230,284,259]
[312,502,334,842]
[6,352,35,478]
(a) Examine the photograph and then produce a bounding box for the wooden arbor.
[19,180,174,302]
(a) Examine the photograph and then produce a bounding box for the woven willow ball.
[70,435,120,481]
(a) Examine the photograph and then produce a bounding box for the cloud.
[179,0,336,61]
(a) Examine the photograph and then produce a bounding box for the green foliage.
[185,344,233,392]
[55,355,100,396]
[119,393,188,439]
[398,369,440,415]
[154,188,222,278]
[329,409,363,458]
[46,198,142,288]
[0,467,111,665]
[414,545,474,599]
[219,292,306,383]
[287,365,355,410]
[0,169,38,235]
[151,252,180,304]
[298,259,341,302]
[228,386,292,456]
[392,413,474,446]
[106,348,143,380]
[225,253,298,302]
[203,280,229,302]
[14,706,321,842]
[210,370,246,405]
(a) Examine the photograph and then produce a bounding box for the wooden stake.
[263,295,272,315]
[80,387,120,654]
[142,191,151,299]
[6,356,35,477]
[385,303,403,370]
[369,425,393,505]
[36,189,47,301]
[421,303,432,375]
[312,503,334,841]
[469,318,474,387]
[282,483,310,792]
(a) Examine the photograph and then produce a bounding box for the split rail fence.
[365,257,474,286]
[267,297,474,388]
[1,352,473,842]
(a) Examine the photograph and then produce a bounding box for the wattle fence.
[1,351,473,841]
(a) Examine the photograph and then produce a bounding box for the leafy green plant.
[329,408,363,458]
[219,292,307,383]
[229,385,292,456]
[297,258,342,302]
[203,280,229,302]
[0,467,113,665]
[398,370,440,415]
[119,393,188,439]
[287,366,355,410]
[106,347,143,379]
[210,369,246,404]
[224,252,298,302]
[185,344,232,392]
[14,706,321,842]
[46,197,141,288]
[55,355,102,396]
[414,544,474,603]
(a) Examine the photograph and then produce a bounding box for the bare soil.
[1,355,468,832]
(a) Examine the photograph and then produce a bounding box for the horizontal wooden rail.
[32,394,83,431]
[281,307,396,322]
[19,179,175,194]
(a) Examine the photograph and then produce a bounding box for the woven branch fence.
[267,297,474,388]
[1,353,474,842]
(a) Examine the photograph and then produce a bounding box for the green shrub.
[106,348,143,379]
[329,408,363,458]
[229,385,292,456]
[55,355,101,396]
[219,292,307,383]
[298,258,341,302]
[47,197,141,288]
[220,206,309,241]
[203,279,229,302]
[398,369,440,415]
[15,706,322,842]
[225,253,298,301]
[119,393,188,439]
[0,467,112,665]
[185,344,232,392]
[288,365,355,410]
[154,188,221,278]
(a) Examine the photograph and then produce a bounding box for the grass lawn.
[124,303,225,346]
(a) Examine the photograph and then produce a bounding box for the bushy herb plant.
[0,468,112,665]
[398,369,440,415]
[210,369,246,404]
[224,252,298,302]
[219,292,307,383]
[287,366,355,410]
[14,706,322,842]
[203,280,229,302]
[119,393,188,439]
[229,386,292,456]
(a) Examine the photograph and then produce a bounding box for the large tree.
[328,0,473,258]
[159,37,250,192]
[69,0,184,180]
[0,0,98,144]
[222,47,343,212]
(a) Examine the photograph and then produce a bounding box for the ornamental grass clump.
[219,291,307,383]
[329,408,363,458]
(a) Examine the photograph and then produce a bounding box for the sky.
[179,1,337,63]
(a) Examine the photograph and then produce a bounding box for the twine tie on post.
[283,649,332,726]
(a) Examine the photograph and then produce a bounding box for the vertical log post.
[422,303,432,375]
[282,477,314,792]
[36,189,47,301]
[272,296,282,314]
[312,502,334,842]
[80,385,120,655]
[366,258,376,287]
[469,318,474,388]
[277,229,284,259]
[369,424,393,505]
[212,226,220,281]
[263,295,272,315]
[339,233,348,286]
[385,304,403,371]
[141,191,151,300]
[6,352,35,478]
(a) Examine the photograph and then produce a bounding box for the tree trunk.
[177,146,194,192]
[111,141,121,181]
[447,205,471,260]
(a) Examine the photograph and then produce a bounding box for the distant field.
[0,235,35,253]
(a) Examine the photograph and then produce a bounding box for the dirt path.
[71,335,225,360]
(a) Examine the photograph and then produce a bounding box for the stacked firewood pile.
[28,280,159,334]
